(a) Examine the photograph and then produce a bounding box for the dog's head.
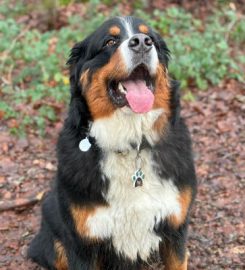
[67,16,177,149]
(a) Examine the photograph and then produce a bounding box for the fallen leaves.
[182,80,245,269]
[217,120,233,133]
[32,159,56,171]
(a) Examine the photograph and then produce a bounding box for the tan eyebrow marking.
[109,26,121,36]
[139,24,149,34]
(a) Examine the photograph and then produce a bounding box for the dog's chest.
[87,151,181,261]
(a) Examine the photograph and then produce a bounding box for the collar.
[116,136,150,155]
[80,135,150,155]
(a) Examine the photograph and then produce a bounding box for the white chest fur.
[90,108,163,152]
[86,150,181,261]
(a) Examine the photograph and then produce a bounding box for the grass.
[0,1,244,136]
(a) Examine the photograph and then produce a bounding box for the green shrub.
[0,7,106,136]
[0,101,17,119]
[0,2,244,136]
[136,7,244,90]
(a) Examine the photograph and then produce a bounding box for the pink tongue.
[123,80,154,113]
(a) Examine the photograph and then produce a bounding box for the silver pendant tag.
[132,168,144,187]
[131,146,145,187]
[79,137,91,152]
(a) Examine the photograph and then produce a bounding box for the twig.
[225,14,244,42]
[7,63,14,85]
[0,191,46,212]
[0,25,30,71]
[1,76,11,85]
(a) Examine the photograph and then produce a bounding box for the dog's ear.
[67,40,86,67]
[66,38,91,130]
[170,80,181,125]
[153,32,170,67]
[67,36,91,96]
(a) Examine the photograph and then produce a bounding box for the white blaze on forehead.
[120,17,134,38]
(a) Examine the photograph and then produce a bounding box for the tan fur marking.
[96,263,100,270]
[109,26,121,36]
[71,205,108,242]
[54,241,68,270]
[139,24,149,34]
[153,112,168,135]
[85,50,128,119]
[80,69,90,89]
[168,188,192,228]
[164,251,188,270]
[71,205,96,239]
[152,64,171,134]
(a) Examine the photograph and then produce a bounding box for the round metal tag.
[79,137,91,152]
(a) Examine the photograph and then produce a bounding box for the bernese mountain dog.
[28,16,197,270]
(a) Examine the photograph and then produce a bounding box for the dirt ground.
[0,79,244,269]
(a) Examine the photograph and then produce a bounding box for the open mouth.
[108,65,155,113]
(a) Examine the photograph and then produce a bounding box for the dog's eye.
[106,39,117,47]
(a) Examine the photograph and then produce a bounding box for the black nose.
[128,34,153,53]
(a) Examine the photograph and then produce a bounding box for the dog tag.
[135,178,143,187]
[79,137,91,152]
[132,169,144,187]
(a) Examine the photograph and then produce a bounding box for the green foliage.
[136,7,244,90]
[0,0,27,17]
[0,101,17,119]
[39,106,57,122]
[0,1,244,137]
[0,2,107,136]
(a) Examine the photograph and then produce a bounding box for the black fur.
[28,16,197,270]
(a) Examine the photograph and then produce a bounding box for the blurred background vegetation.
[0,0,244,136]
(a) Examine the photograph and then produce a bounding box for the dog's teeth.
[118,83,126,94]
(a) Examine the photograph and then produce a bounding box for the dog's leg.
[28,220,57,270]
[58,236,99,270]
[163,248,188,270]
[159,187,193,270]
[65,249,97,270]
[159,221,189,270]
[54,242,98,270]
[53,240,68,270]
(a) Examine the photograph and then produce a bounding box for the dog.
[28,16,197,270]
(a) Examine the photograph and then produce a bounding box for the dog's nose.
[128,34,153,53]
